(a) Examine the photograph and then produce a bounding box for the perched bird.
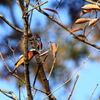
[11,49,38,74]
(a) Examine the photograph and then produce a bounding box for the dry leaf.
[80,10,91,16]
[81,4,100,10]
[77,35,86,40]
[80,9,98,16]
[71,28,83,32]
[42,8,58,14]
[49,41,57,58]
[74,34,86,40]
[88,18,99,26]
[75,18,91,24]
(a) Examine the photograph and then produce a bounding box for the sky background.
[0,0,100,100]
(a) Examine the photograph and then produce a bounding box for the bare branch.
[56,0,62,9]
[21,0,33,99]
[0,14,23,33]
[27,1,48,14]
[0,52,12,73]
[19,0,24,12]
[67,75,79,100]
[83,0,100,6]
[47,58,56,80]
[88,84,99,100]
[0,89,18,100]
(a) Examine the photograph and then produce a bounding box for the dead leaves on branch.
[88,18,99,26]
[81,4,100,10]
[73,3,100,40]
[80,4,100,16]
[42,8,63,23]
[75,18,99,26]
[42,8,58,14]
[75,35,86,40]
[80,10,91,16]
[71,28,83,32]
[71,28,86,40]
[75,18,91,24]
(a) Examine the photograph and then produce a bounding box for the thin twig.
[29,1,39,27]
[47,42,58,80]
[56,0,62,9]
[18,84,21,100]
[88,84,99,100]
[27,1,48,13]
[0,14,23,33]
[39,50,50,57]
[19,86,26,100]
[47,58,56,80]
[33,63,43,87]
[32,63,44,100]
[32,55,49,99]
[0,89,18,100]
[90,46,100,52]
[67,75,79,100]
[83,0,100,6]
[0,52,12,73]
[43,52,92,100]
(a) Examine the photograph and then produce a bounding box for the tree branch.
[83,0,100,6]
[28,30,57,100]
[0,89,18,100]
[0,14,23,33]
[19,0,33,99]
[67,75,79,100]
[29,3,100,50]
[88,84,99,100]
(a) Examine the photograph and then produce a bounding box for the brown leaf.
[42,8,58,14]
[74,34,86,40]
[75,18,91,24]
[71,28,83,32]
[80,10,91,16]
[81,4,100,10]
[49,41,57,58]
[88,18,99,26]
[77,34,86,39]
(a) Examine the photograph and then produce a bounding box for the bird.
[11,49,38,74]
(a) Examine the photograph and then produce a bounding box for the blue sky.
[0,0,100,100]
